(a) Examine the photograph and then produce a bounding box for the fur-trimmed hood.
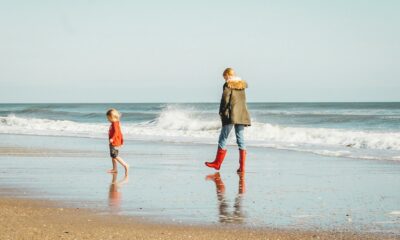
[226,78,248,90]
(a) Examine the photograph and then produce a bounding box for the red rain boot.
[205,148,227,170]
[237,149,246,173]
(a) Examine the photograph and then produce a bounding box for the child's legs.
[234,124,246,150]
[218,124,234,149]
[108,145,119,172]
[111,158,117,169]
[107,159,118,173]
[115,157,129,171]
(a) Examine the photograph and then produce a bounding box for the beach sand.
[1,134,400,239]
[1,197,397,240]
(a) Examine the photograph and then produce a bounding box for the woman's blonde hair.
[223,68,235,77]
[106,108,120,120]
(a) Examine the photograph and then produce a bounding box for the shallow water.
[0,134,399,234]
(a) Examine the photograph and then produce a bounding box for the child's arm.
[109,123,117,144]
[219,85,232,118]
[110,122,123,145]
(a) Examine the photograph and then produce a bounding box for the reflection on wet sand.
[206,172,246,224]
[108,173,129,214]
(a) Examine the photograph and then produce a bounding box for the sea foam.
[1,105,400,161]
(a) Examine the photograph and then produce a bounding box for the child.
[205,68,251,173]
[106,108,129,175]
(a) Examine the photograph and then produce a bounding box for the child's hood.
[226,77,248,90]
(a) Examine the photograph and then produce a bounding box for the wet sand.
[1,134,400,238]
[1,197,398,240]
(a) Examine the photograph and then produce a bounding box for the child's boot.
[236,149,246,173]
[205,148,227,170]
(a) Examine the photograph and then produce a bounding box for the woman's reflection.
[206,172,246,223]
[108,173,129,214]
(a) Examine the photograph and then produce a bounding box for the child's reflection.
[108,173,129,214]
[206,172,246,224]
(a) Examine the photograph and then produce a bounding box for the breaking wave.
[1,105,400,161]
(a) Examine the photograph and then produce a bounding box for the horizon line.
[1,101,400,104]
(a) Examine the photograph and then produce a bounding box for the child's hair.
[223,68,235,77]
[106,108,120,120]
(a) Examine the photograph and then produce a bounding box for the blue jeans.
[218,124,246,150]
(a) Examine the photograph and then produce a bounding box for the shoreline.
[0,197,398,240]
[1,133,400,237]
[2,133,400,166]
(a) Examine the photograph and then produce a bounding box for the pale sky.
[0,0,399,103]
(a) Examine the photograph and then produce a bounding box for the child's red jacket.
[109,121,124,146]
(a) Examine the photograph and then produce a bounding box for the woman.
[205,68,251,173]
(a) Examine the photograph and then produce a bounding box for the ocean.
[1,103,400,233]
[1,102,399,161]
